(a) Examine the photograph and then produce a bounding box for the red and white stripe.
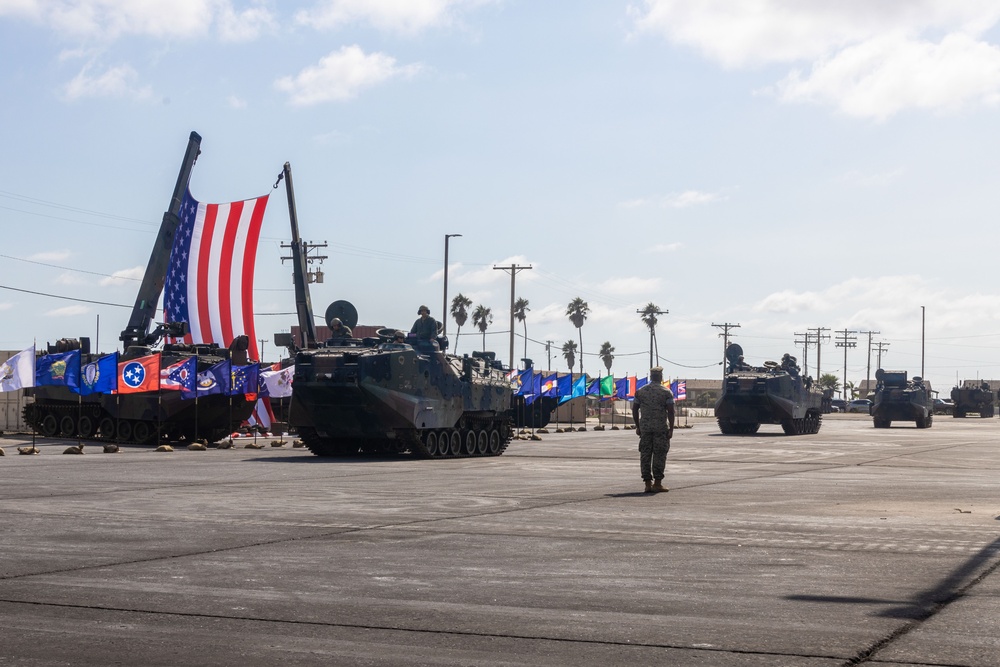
[186,196,268,360]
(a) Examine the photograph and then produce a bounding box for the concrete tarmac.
[1,413,999,666]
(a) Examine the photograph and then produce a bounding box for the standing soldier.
[631,366,675,493]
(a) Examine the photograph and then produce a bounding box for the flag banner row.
[1,347,295,400]
[511,369,687,403]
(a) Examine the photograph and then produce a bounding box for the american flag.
[163,190,269,361]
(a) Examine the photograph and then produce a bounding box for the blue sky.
[3,1,1000,394]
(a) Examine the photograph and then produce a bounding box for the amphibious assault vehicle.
[714,343,823,435]
[23,132,254,444]
[871,369,933,428]
[273,163,514,458]
[950,381,995,418]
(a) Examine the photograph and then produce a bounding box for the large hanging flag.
[0,346,35,392]
[261,364,295,398]
[80,353,118,395]
[161,357,197,394]
[35,350,80,391]
[163,189,269,362]
[183,359,231,399]
[118,353,161,394]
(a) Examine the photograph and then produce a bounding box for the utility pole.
[920,305,926,379]
[794,331,813,377]
[810,327,830,382]
[874,341,891,372]
[258,338,266,364]
[858,330,879,398]
[442,234,461,338]
[493,264,532,369]
[544,340,555,371]
[712,322,740,390]
[834,329,857,401]
[639,307,668,368]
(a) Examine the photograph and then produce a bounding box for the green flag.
[600,375,615,396]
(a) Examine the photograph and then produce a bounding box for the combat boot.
[651,480,668,493]
[644,480,653,493]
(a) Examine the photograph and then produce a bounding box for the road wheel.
[424,431,439,457]
[447,431,462,457]
[116,420,133,443]
[487,429,502,455]
[132,421,152,444]
[476,430,488,455]
[463,430,477,456]
[97,417,115,439]
[40,414,58,437]
[59,415,76,437]
[78,415,96,439]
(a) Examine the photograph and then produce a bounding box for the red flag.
[117,354,161,394]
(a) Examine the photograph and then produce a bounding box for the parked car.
[846,399,872,413]
[830,399,847,413]
[933,398,955,415]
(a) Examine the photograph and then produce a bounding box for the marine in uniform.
[328,318,353,340]
[410,306,438,341]
[631,366,675,493]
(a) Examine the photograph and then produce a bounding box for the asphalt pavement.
[1,413,998,666]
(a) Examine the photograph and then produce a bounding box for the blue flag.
[556,374,573,399]
[231,364,259,397]
[518,370,540,397]
[565,374,588,403]
[184,360,231,399]
[541,373,558,398]
[587,378,599,396]
[80,353,118,395]
[636,377,649,391]
[161,356,197,395]
[36,350,80,391]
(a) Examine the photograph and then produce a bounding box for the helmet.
[418,305,430,315]
[331,318,342,326]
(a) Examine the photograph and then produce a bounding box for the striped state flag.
[163,190,269,361]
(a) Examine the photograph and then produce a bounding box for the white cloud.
[596,276,662,296]
[0,0,274,41]
[629,1,1000,119]
[0,302,12,312]
[99,266,143,287]
[27,250,71,262]
[295,0,489,35]
[64,62,154,101]
[46,305,90,317]
[54,272,85,286]
[774,33,1000,120]
[620,190,724,209]
[275,45,421,106]
[227,94,247,109]
[645,243,682,253]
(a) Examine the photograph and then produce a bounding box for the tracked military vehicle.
[714,343,823,435]
[871,369,933,428]
[23,132,254,444]
[950,381,995,418]
[272,163,513,458]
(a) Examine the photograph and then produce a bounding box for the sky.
[3,0,1000,395]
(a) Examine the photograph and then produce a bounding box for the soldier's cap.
[418,305,430,314]
[650,366,663,373]
[394,330,405,339]
[331,318,342,325]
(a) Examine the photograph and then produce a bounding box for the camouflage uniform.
[632,382,674,483]
[410,316,437,340]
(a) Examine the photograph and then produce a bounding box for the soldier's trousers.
[638,432,670,481]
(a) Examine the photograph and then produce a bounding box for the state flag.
[260,365,294,398]
[0,346,35,392]
[80,353,118,395]
[183,360,231,399]
[231,363,259,400]
[161,356,196,393]
[35,350,80,391]
[118,354,161,394]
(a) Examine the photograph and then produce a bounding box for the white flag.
[0,346,35,392]
[262,365,294,398]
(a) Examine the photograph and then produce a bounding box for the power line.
[0,284,130,307]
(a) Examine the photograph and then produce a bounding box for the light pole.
[442,234,461,338]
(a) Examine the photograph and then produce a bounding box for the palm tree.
[599,341,615,374]
[561,340,577,372]
[818,373,841,395]
[640,302,662,368]
[513,297,529,363]
[565,297,589,375]
[450,293,472,353]
[472,304,492,351]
